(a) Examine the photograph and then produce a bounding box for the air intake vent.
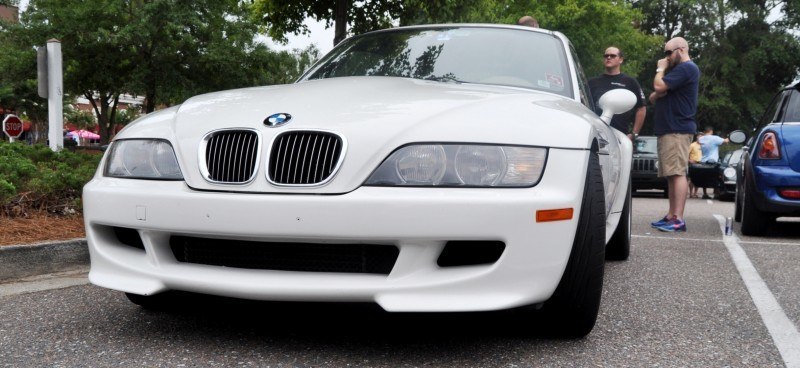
[202,130,260,184]
[633,158,655,172]
[170,236,399,274]
[268,131,344,185]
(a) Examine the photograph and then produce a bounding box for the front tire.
[606,179,631,261]
[539,151,606,338]
[125,292,176,310]
[734,181,743,222]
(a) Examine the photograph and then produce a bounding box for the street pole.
[46,39,63,152]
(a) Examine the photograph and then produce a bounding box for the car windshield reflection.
[302,27,573,97]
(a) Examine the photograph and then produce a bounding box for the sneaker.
[651,216,672,228]
[655,218,686,232]
[702,194,711,199]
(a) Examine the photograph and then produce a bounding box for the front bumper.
[84,149,589,312]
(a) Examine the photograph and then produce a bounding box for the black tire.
[734,182,743,222]
[125,292,176,310]
[740,179,770,236]
[539,151,606,338]
[606,179,631,261]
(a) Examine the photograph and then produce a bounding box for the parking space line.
[632,235,723,243]
[713,214,800,368]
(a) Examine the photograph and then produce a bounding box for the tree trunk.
[86,92,120,145]
[333,0,349,46]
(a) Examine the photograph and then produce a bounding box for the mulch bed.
[0,212,86,246]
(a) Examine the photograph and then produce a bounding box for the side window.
[783,89,800,122]
[760,90,788,126]
[569,43,594,111]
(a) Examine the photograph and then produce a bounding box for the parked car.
[715,148,743,201]
[734,83,800,235]
[631,136,667,196]
[83,24,637,337]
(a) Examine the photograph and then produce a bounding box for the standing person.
[688,132,703,198]
[699,126,729,163]
[517,15,539,28]
[588,47,647,139]
[648,37,700,232]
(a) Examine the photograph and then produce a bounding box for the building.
[0,2,19,23]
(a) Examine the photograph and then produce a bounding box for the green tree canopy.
[1,0,317,144]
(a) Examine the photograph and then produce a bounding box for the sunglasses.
[664,47,682,56]
[603,54,619,59]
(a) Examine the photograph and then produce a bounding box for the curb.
[0,238,89,282]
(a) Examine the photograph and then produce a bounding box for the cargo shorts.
[657,133,693,177]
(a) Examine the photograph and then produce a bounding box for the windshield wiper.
[424,75,464,84]
[635,151,656,154]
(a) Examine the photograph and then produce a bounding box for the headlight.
[723,167,736,179]
[104,139,183,180]
[365,144,547,187]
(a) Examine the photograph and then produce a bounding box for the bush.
[0,141,101,216]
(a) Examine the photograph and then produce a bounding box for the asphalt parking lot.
[0,194,798,367]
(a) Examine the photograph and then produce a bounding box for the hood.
[124,77,597,193]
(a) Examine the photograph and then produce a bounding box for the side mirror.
[729,130,747,144]
[597,89,637,125]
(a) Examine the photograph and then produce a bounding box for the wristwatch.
[656,68,664,73]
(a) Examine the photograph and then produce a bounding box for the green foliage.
[252,0,404,45]
[635,0,800,134]
[1,0,318,146]
[64,106,97,130]
[0,141,101,216]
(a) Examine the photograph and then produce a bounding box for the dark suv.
[631,136,667,195]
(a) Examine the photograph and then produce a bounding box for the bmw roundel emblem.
[264,113,292,127]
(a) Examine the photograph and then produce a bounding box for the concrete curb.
[0,238,89,282]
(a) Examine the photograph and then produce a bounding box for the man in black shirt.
[589,46,646,140]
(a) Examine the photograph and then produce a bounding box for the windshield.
[634,137,658,154]
[724,150,743,165]
[302,27,573,97]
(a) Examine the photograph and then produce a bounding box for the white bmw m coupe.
[83,24,635,337]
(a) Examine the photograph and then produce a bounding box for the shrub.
[0,141,101,217]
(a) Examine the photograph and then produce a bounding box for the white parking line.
[713,214,800,368]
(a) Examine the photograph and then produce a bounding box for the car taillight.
[758,132,780,159]
[778,188,800,199]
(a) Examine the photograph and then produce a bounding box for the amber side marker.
[536,208,574,222]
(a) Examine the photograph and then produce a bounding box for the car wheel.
[606,179,630,261]
[539,151,605,338]
[740,179,769,236]
[125,292,175,310]
[734,183,743,222]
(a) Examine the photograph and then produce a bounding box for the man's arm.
[649,91,666,104]
[651,57,670,104]
[653,58,670,93]
[627,106,646,141]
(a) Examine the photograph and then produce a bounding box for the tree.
[0,18,52,143]
[4,0,315,145]
[634,0,800,132]
[252,0,404,46]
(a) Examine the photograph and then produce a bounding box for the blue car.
[735,83,800,236]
